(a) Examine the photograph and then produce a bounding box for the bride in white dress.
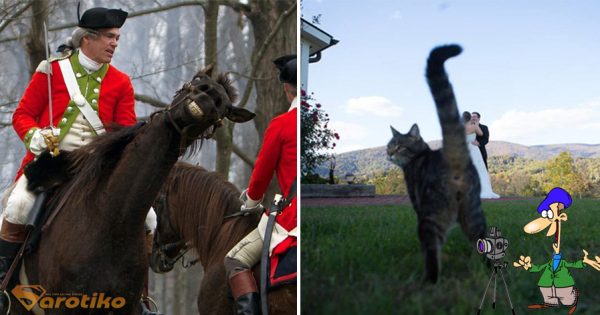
[463,112,500,199]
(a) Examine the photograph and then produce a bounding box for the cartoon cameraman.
[514,187,600,314]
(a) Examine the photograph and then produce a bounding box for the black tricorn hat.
[273,55,296,86]
[78,7,128,29]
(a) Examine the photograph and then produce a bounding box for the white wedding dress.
[466,133,500,199]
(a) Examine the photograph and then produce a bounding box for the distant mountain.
[318,141,600,178]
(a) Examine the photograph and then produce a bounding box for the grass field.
[301,199,600,314]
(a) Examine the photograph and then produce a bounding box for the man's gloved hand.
[30,127,60,156]
[239,189,264,214]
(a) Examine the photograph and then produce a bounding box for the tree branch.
[0,0,246,44]
[232,143,255,167]
[0,100,18,108]
[219,0,251,14]
[0,1,34,34]
[236,1,297,109]
[134,94,168,108]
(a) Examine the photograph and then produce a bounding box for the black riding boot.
[229,269,261,315]
[0,221,27,314]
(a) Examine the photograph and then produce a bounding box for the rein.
[153,193,199,270]
[161,92,224,155]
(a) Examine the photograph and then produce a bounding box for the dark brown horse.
[11,68,254,314]
[150,163,296,314]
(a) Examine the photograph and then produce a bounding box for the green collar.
[69,51,109,79]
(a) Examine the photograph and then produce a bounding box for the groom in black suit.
[472,112,489,169]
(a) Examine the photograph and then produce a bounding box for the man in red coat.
[224,55,297,314]
[0,7,157,313]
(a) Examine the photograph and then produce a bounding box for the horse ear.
[200,64,214,77]
[226,107,255,123]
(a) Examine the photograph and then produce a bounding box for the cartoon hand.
[582,249,600,271]
[513,255,532,270]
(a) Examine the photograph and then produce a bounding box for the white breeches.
[225,228,262,268]
[2,175,157,232]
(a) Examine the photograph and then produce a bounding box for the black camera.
[477,226,508,261]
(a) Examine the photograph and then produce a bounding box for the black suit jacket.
[476,124,489,169]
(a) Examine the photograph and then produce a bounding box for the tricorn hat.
[273,55,296,86]
[78,6,128,29]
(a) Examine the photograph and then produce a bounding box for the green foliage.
[541,152,590,197]
[302,200,600,314]
[367,168,407,195]
[301,90,338,178]
[324,149,600,197]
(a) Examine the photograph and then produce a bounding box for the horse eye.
[541,210,547,218]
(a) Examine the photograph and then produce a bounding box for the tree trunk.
[26,0,48,76]
[246,0,296,146]
[204,3,234,178]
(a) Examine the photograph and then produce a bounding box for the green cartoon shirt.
[529,258,585,287]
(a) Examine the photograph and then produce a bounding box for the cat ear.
[390,126,401,137]
[408,123,420,138]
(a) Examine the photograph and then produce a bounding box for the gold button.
[76,73,82,78]
[59,118,67,126]
[92,99,97,104]
[96,77,102,82]
[66,106,74,114]
[93,88,99,93]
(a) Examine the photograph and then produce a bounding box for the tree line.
[360,151,600,198]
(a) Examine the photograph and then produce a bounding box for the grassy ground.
[301,199,600,314]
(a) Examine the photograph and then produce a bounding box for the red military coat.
[248,102,297,285]
[12,52,136,178]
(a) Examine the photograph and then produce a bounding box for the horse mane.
[163,162,259,262]
[216,73,238,103]
[47,123,146,209]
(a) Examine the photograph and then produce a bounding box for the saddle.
[22,151,76,251]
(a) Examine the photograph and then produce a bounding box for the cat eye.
[541,210,548,218]
[547,211,554,219]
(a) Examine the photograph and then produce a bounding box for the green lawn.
[301,199,600,314]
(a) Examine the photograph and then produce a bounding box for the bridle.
[156,77,229,153]
[151,192,198,271]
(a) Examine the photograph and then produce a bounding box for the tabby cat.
[386,45,487,283]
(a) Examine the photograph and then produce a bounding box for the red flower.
[316,103,322,108]
[334,133,340,140]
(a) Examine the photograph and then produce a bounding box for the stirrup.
[0,290,11,315]
[140,296,160,314]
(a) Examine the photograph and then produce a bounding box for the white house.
[300,18,338,91]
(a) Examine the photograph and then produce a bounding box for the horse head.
[149,191,187,273]
[163,65,255,147]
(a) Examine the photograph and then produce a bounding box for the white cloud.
[490,100,600,144]
[345,96,404,117]
[328,121,368,153]
[390,10,402,20]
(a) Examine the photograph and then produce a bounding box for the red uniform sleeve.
[247,118,282,201]
[12,72,49,140]
[112,75,136,126]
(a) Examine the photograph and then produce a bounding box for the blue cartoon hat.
[537,187,572,213]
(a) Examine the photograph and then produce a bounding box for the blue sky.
[302,0,600,153]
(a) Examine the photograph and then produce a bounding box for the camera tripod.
[476,259,515,315]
